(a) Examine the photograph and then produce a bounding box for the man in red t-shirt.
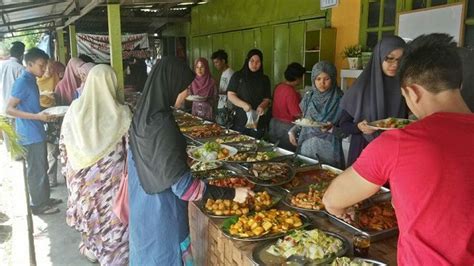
[323,33,474,265]
[269,62,305,151]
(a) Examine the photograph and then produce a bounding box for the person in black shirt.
[227,49,271,139]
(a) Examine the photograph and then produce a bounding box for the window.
[360,0,465,49]
[466,0,474,48]
[360,0,402,49]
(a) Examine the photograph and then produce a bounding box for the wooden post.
[69,24,77,58]
[56,29,66,64]
[107,2,124,103]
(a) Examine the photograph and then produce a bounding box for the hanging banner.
[76,33,151,63]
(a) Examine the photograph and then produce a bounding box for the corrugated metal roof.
[0,0,201,38]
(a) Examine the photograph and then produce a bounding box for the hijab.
[190,58,215,97]
[340,36,407,122]
[55,57,84,105]
[129,56,195,194]
[77,62,95,96]
[241,49,264,78]
[300,61,343,123]
[61,64,132,170]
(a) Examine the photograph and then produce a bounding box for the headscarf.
[458,47,474,111]
[190,58,215,97]
[129,56,195,194]
[298,61,343,146]
[300,61,343,123]
[340,36,407,123]
[54,57,84,105]
[76,62,95,96]
[241,49,264,78]
[61,64,132,170]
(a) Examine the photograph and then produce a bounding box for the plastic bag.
[245,110,259,129]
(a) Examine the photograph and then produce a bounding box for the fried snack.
[224,152,273,162]
[228,209,303,238]
[204,191,272,216]
[186,124,224,138]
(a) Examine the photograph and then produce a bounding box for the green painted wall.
[188,0,333,89]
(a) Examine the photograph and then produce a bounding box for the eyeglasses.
[384,56,401,64]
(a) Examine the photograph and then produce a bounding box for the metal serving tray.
[251,228,350,265]
[327,194,398,242]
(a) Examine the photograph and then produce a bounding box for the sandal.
[48,198,63,205]
[32,205,60,215]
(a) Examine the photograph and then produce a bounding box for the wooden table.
[189,202,398,266]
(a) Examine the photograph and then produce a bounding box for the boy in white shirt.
[211,49,234,126]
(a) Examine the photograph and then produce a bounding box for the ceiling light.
[177,2,194,6]
[197,1,208,4]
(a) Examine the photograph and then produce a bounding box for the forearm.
[7,106,40,120]
[323,167,380,216]
[175,90,189,108]
[258,98,271,110]
[339,110,362,135]
[172,171,235,202]
[227,92,249,109]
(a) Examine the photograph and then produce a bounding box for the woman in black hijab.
[227,49,272,139]
[128,56,252,265]
[339,36,407,167]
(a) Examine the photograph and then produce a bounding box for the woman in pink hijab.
[76,62,96,97]
[54,57,85,105]
[188,58,217,120]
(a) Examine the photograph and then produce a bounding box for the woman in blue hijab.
[289,61,345,168]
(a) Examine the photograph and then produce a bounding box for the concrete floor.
[1,142,95,266]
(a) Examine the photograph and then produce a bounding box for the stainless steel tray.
[327,195,398,242]
[241,162,296,187]
[331,257,388,266]
[199,186,284,219]
[251,229,349,265]
[221,212,311,242]
[281,185,328,217]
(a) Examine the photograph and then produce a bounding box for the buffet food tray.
[251,228,349,265]
[327,193,398,242]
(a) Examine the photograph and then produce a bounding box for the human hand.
[233,187,255,203]
[357,120,376,135]
[320,122,333,133]
[38,112,57,122]
[256,106,265,116]
[288,131,298,146]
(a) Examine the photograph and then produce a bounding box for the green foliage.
[341,44,362,59]
[0,117,25,158]
[0,30,42,56]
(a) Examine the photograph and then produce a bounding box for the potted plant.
[361,46,373,69]
[342,44,362,69]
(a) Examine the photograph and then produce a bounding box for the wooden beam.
[56,29,66,64]
[1,13,70,27]
[81,15,189,24]
[107,2,125,103]
[0,0,65,13]
[62,0,103,28]
[69,24,77,57]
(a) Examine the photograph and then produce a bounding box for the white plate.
[186,95,207,102]
[187,144,238,162]
[190,161,223,172]
[42,106,69,116]
[293,119,329,128]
